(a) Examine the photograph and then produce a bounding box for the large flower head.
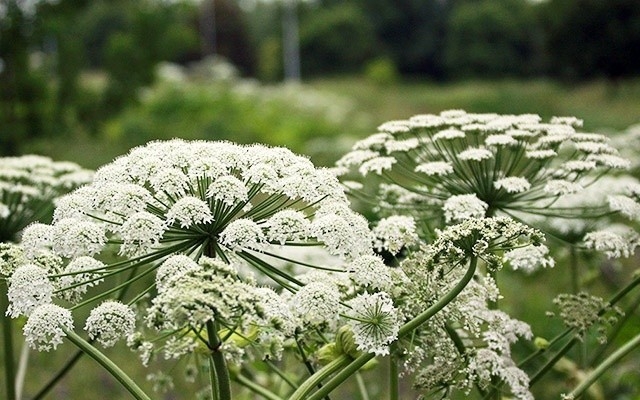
[22,140,372,293]
[10,140,377,365]
[0,155,93,241]
[336,110,630,238]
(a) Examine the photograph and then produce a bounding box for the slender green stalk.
[209,355,219,400]
[298,256,479,400]
[207,321,232,400]
[264,360,298,390]
[1,281,16,400]
[566,332,640,399]
[233,373,283,400]
[64,329,151,400]
[399,256,478,337]
[389,354,399,400]
[530,336,579,386]
[589,292,640,366]
[527,272,640,387]
[15,342,28,400]
[355,372,370,400]
[569,247,579,294]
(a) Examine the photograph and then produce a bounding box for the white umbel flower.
[85,301,136,347]
[504,244,555,273]
[57,257,105,303]
[358,157,397,176]
[166,196,214,228]
[24,304,73,351]
[608,195,640,220]
[415,161,454,176]
[433,128,465,141]
[20,223,54,259]
[584,228,640,259]
[266,210,310,245]
[494,177,532,194]
[443,194,488,223]
[290,281,341,328]
[7,264,53,317]
[347,255,393,291]
[220,218,266,251]
[155,255,202,292]
[118,211,166,256]
[372,215,419,255]
[544,180,583,196]
[51,218,106,258]
[458,147,493,162]
[345,292,399,356]
[206,175,249,206]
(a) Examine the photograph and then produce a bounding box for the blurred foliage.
[299,3,375,76]
[100,75,364,166]
[364,57,400,86]
[541,0,640,80]
[444,0,543,78]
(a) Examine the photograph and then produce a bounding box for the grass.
[308,77,640,132]
[24,76,640,170]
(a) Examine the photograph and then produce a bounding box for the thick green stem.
[287,355,352,400]
[207,321,231,400]
[64,329,151,400]
[234,373,283,400]
[566,332,640,399]
[1,281,16,400]
[300,256,479,400]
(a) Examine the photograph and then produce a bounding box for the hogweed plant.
[1,113,640,400]
[334,110,640,398]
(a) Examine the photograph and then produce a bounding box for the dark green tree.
[444,0,543,78]
[542,0,640,80]
[0,1,51,156]
[350,0,450,77]
[299,3,376,76]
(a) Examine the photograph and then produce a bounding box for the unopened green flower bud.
[335,325,361,358]
[534,336,550,350]
[316,343,340,365]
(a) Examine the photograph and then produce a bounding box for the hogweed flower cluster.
[0,155,93,242]
[400,217,542,399]
[2,113,638,400]
[336,110,635,248]
[5,139,405,372]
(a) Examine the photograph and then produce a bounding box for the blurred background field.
[20,76,640,169]
[2,0,640,399]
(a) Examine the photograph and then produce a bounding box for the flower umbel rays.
[336,110,631,238]
[345,292,399,356]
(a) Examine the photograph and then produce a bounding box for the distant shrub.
[364,57,399,85]
[103,77,363,165]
